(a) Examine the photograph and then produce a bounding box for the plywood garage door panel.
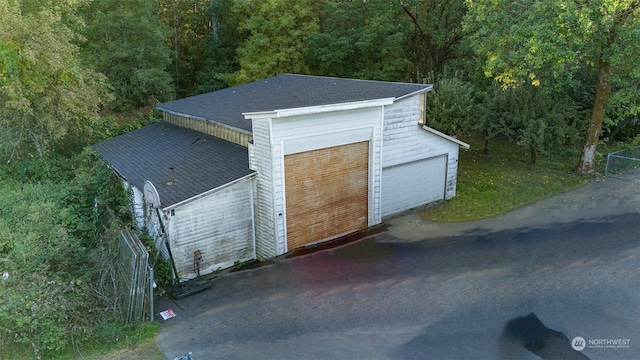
[381,155,446,217]
[285,141,369,250]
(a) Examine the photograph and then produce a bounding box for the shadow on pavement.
[498,313,590,360]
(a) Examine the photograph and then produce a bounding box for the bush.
[425,74,476,137]
[0,150,132,358]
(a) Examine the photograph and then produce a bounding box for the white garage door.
[381,155,447,217]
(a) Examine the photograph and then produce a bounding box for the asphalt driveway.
[157,173,640,360]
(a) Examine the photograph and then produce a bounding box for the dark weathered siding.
[163,112,252,147]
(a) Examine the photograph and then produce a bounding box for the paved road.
[157,175,640,360]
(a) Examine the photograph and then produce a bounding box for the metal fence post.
[149,265,154,323]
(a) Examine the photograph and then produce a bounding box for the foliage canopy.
[0,0,112,160]
[81,0,175,111]
[464,0,640,172]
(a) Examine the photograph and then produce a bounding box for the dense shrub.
[0,150,131,358]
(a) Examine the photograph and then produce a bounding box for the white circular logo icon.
[572,336,586,351]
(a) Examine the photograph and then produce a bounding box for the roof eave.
[156,107,252,135]
[421,125,470,149]
[394,85,433,102]
[161,172,256,211]
[243,98,396,119]
[155,106,207,122]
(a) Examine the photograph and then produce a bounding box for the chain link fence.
[605,146,640,182]
[118,229,154,323]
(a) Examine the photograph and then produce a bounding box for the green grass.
[421,138,591,222]
[73,322,164,360]
[1,322,163,360]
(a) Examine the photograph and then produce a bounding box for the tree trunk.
[578,59,612,174]
[530,145,537,164]
[211,0,219,42]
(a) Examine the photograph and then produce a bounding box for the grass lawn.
[1,323,164,360]
[71,323,164,360]
[421,138,593,222]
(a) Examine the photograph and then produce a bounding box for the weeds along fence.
[118,229,154,323]
[605,147,640,180]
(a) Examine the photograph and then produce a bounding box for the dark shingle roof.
[93,122,254,208]
[156,74,430,133]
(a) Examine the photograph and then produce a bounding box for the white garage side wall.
[382,96,461,201]
[248,120,278,259]
[123,180,168,258]
[266,107,384,255]
[164,179,256,281]
[444,147,461,199]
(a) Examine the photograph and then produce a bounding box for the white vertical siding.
[163,112,252,147]
[383,96,459,167]
[250,107,384,256]
[249,120,278,259]
[164,178,255,280]
[381,95,462,212]
[249,95,464,254]
[445,148,460,199]
[370,121,383,224]
[272,141,287,254]
[125,181,145,230]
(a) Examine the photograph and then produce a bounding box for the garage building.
[94,74,469,279]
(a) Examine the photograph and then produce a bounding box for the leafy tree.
[425,74,476,137]
[231,0,321,84]
[600,86,639,141]
[191,0,244,95]
[81,0,174,111]
[0,0,112,161]
[400,0,470,76]
[306,0,411,80]
[427,73,580,161]
[157,0,237,96]
[508,86,579,164]
[474,82,516,154]
[602,66,640,141]
[464,0,640,173]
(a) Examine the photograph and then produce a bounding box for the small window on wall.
[419,92,427,125]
